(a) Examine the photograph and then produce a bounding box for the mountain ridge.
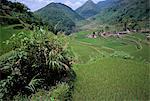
[35,2,84,34]
[76,0,99,18]
[36,2,84,22]
[92,0,149,23]
[35,0,149,32]
[76,0,149,30]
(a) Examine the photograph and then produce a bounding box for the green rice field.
[69,31,150,101]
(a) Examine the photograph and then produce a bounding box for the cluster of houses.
[87,30,150,42]
[87,30,130,38]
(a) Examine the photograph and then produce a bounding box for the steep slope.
[96,0,116,11]
[76,0,98,18]
[0,0,42,27]
[92,0,149,25]
[35,3,84,34]
[35,3,83,22]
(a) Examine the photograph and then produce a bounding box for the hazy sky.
[11,0,105,11]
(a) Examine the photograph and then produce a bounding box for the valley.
[0,0,150,100]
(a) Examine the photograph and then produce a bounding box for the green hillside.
[35,3,84,34]
[36,3,83,22]
[90,0,150,29]
[76,0,98,18]
[76,0,149,31]
[0,0,42,27]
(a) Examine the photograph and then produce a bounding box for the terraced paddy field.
[70,31,150,101]
[73,58,149,101]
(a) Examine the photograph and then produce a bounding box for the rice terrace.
[0,0,150,101]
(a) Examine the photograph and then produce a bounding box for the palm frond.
[25,74,44,92]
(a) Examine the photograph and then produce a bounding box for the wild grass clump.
[30,83,70,101]
[0,27,75,100]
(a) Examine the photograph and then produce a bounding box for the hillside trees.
[105,26,110,32]
[35,3,81,35]
[86,0,149,31]
[121,16,142,31]
[0,0,43,27]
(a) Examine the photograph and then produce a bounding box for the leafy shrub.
[30,83,69,101]
[13,94,29,101]
[50,83,70,100]
[0,27,75,100]
[110,51,133,59]
[30,89,49,101]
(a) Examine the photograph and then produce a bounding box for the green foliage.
[0,76,15,100]
[13,94,29,101]
[0,26,27,55]
[0,0,43,27]
[50,83,70,100]
[30,89,50,101]
[30,83,70,101]
[105,26,110,32]
[25,74,44,93]
[0,28,74,100]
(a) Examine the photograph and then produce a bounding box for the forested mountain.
[35,3,84,34]
[76,0,98,18]
[89,0,150,27]
[36,3,83,22]
[76,0,149,30]
[93,0,149,24]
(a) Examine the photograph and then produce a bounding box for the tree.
[122,16,133,31]
[12,2,30,13]
[105,26,110,32]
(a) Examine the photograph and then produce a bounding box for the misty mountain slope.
[76,0,99,19]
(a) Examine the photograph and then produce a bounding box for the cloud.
[64,1,82,10]
[13,0,54,11]
[64,0,105,10]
